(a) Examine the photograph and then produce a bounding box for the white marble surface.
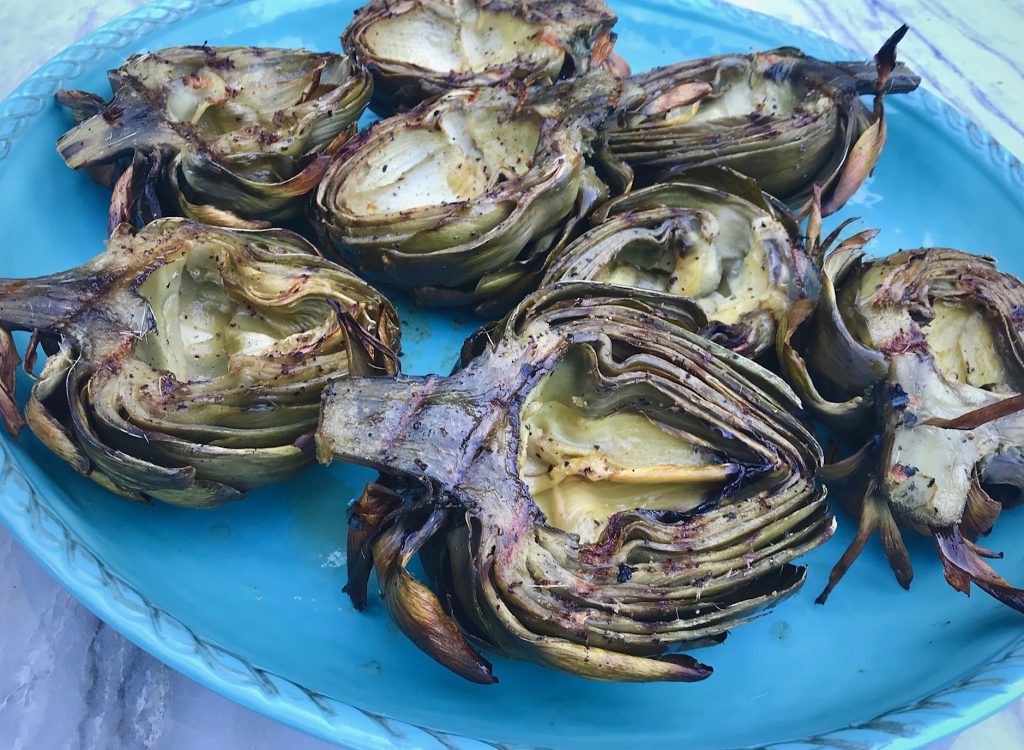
[0,1,1022,749]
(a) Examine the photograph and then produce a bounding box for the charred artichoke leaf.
[0,219,399,506]
[56,46,372,229]
[314,71,623,309]
[318,283,833,683]
[342,0,620,115]
[605,26,919,214]
[780,247,1024,611]
[541,168,818,358]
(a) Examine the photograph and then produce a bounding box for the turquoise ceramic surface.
[1,1,1022,748]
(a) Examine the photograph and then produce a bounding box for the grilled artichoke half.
[541,169,818,358]
[56,46,372,231]
[777,247,1024,611]
[318,284,833,683]
[604,26,920,214]
[342,0,621,115]
[0,219,399,507]
[314,74,619,309]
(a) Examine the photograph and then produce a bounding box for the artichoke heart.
[0,219,399,507]
[318,283,833,683]
[605,27,920,214]
[56,46,372,230]
[541,169,818,358]
[314,74,619,308]
[777,247,1024,611]
[342,0,620,114]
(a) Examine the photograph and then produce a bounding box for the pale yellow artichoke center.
[362,2,557,74]
[339,106,540,215]
[518,345,731,543]
[854,265,1009,391]
[594,207,793,326]
[629,62,807,128]
[135,243,313,381]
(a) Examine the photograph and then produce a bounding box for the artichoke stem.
[318,373,483,482]
[834,60,921,95]
[0,274,97,334]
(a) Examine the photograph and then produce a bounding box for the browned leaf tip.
[108,160,138,236]
[818,486,912,603]
[604,51,632,80]
[344,482,402,611]
[935,525,1024,613]
[0,328,23,437]
[961,473,1002,539]
[875,24,910,88]
[375,519,497,685]
[590,28,616,67]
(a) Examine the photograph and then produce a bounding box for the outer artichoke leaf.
[935,526,1024,613]
[345,482,404,611]
[372,506,497,684]
[0,328,23,436]
[149,479,245,509]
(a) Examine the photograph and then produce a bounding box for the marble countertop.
[1,1,1022,749]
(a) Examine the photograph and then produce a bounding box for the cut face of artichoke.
[343,0,618,114]
[0,219,399,507]
[337,108,541,214]
[318,283,832,684]
[542,170,817,357]
[777,247,1024,612]
[606,27,920,215]
[520,345,738,542]
[56,46,372,230]
[360,3,558,75]
[314,75,619,308]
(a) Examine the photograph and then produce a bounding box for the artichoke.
[313,73,619,309]
[604,26,920,215]
[56,46,373,231]
[540,168,818,358]
[318,284,833,683]
[0,219,399,507]
[342,0,621,115]
[777,247,1024,611]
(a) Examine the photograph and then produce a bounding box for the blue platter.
[1,1,1023,748]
